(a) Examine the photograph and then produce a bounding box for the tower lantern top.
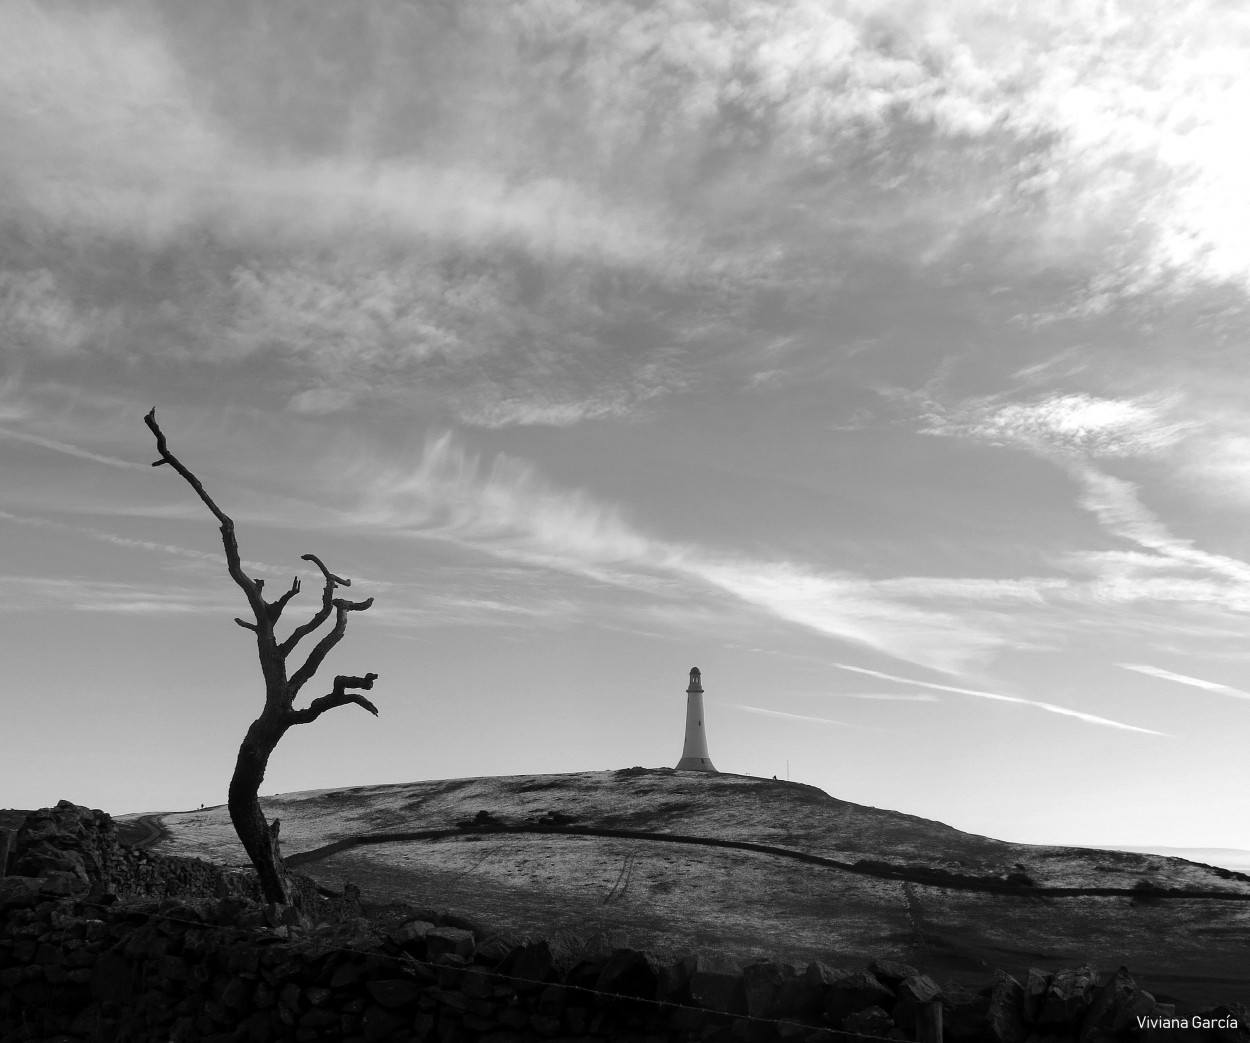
[687,667,702,693]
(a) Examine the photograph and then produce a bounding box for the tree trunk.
[228,710,291,905]
[144,411,380,910]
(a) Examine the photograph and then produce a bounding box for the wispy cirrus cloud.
[1071,465,1250,583]
[919,388,1250,619]
[825,660,1166,736]
[334,428,1208,710]
[0,575,238,616]
[0,509,325,588]
[732,705,865,729]
[1062,463,1250,615]
[342,431,1005,673]
[823,692,939,703]
[1117,663,1250,702]
[0,426,142,470]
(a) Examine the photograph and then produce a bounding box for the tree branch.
[144,409,266,622]
[302,553,349,588]
[287,596,375,696]
[265,576,301,622]
[279,553,346,657]
[288,673,380,725]
[234,618,259,632]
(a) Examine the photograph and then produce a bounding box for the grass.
[123,767,1250,1008]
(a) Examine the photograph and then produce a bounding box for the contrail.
[1117,663,1250,701]
[828,661,1167,736]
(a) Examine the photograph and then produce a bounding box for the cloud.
[824,692,939,702]
[0,270,118,356]
[919,391,1250,618]
[868,576,1068,601]
[0,4,709,425]
[1117,663,1250,702]
[454,395,640,429]
[0,509,296,580]
[332,429,1246,687]
[0,426,142,470]
[0,3,678,266]
[732,705,860,728]
[687,557,1004,673]
[922,394,1189,458]
[0,575,238,616]
[5,0,1250,428]
[826,660,1167,735]
[346,431,1007,672]
[1065,463,1250,607]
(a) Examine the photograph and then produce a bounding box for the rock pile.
[3,892,1247,1042]
[5,800,256,903]
[2,803,1248,1042]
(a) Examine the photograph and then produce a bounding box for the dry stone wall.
[5,800,258,903]
[2,803,1247,1043]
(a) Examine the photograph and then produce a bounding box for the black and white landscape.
[4,0,1250,1008]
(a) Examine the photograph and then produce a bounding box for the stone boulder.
[1022,967,1051,1022]
[1037,963,1099,1029]
[498,940,557,991]
[656,954,697,1003]
[1109,990,1165,1036]
[825,969,895,1025]
[892,973,943,1035]
[1079,965,1138,1041]
[365,979,424,1010]
[11,801,119,891]
[842,1005,895,1036]
[742,960,796,1019]
[0,875,44,910]
[868,957,921,990]
[943,986,992,1042]
[387,918,434,954]
[689,953,746,1015]
[774,962,831,1022]
[594,948,657,999]
[425,925,474,960]
[985,970,1027,1043]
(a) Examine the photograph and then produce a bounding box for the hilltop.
[128,768,1250,1007]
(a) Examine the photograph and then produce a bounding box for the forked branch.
[287,595,375,695]
[280,553,347,656]
[266,576,302,622]
[288,673,380,725]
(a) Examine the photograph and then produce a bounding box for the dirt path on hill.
[286,823,1250,902]
[121,814,172,850]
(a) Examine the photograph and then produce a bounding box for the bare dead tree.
[144,409,379,905]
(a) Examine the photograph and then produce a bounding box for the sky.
[4,0,1250,863]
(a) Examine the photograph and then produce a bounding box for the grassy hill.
[127,768,1250,1007]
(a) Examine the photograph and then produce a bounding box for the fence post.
[0,828,13,878]
[915,998,942,1043]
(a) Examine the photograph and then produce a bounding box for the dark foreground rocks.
[3,802,1248,1042]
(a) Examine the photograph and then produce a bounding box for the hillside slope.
[130,769,1250,1006]
[139,768,1250,894]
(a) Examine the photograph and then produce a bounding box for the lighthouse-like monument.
[676,667,717,772]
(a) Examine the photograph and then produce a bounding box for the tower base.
[676,756,717,772]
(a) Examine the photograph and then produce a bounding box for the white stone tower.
[676,667,717,772]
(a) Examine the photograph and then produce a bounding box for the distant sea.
[1104,847,1250,875]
